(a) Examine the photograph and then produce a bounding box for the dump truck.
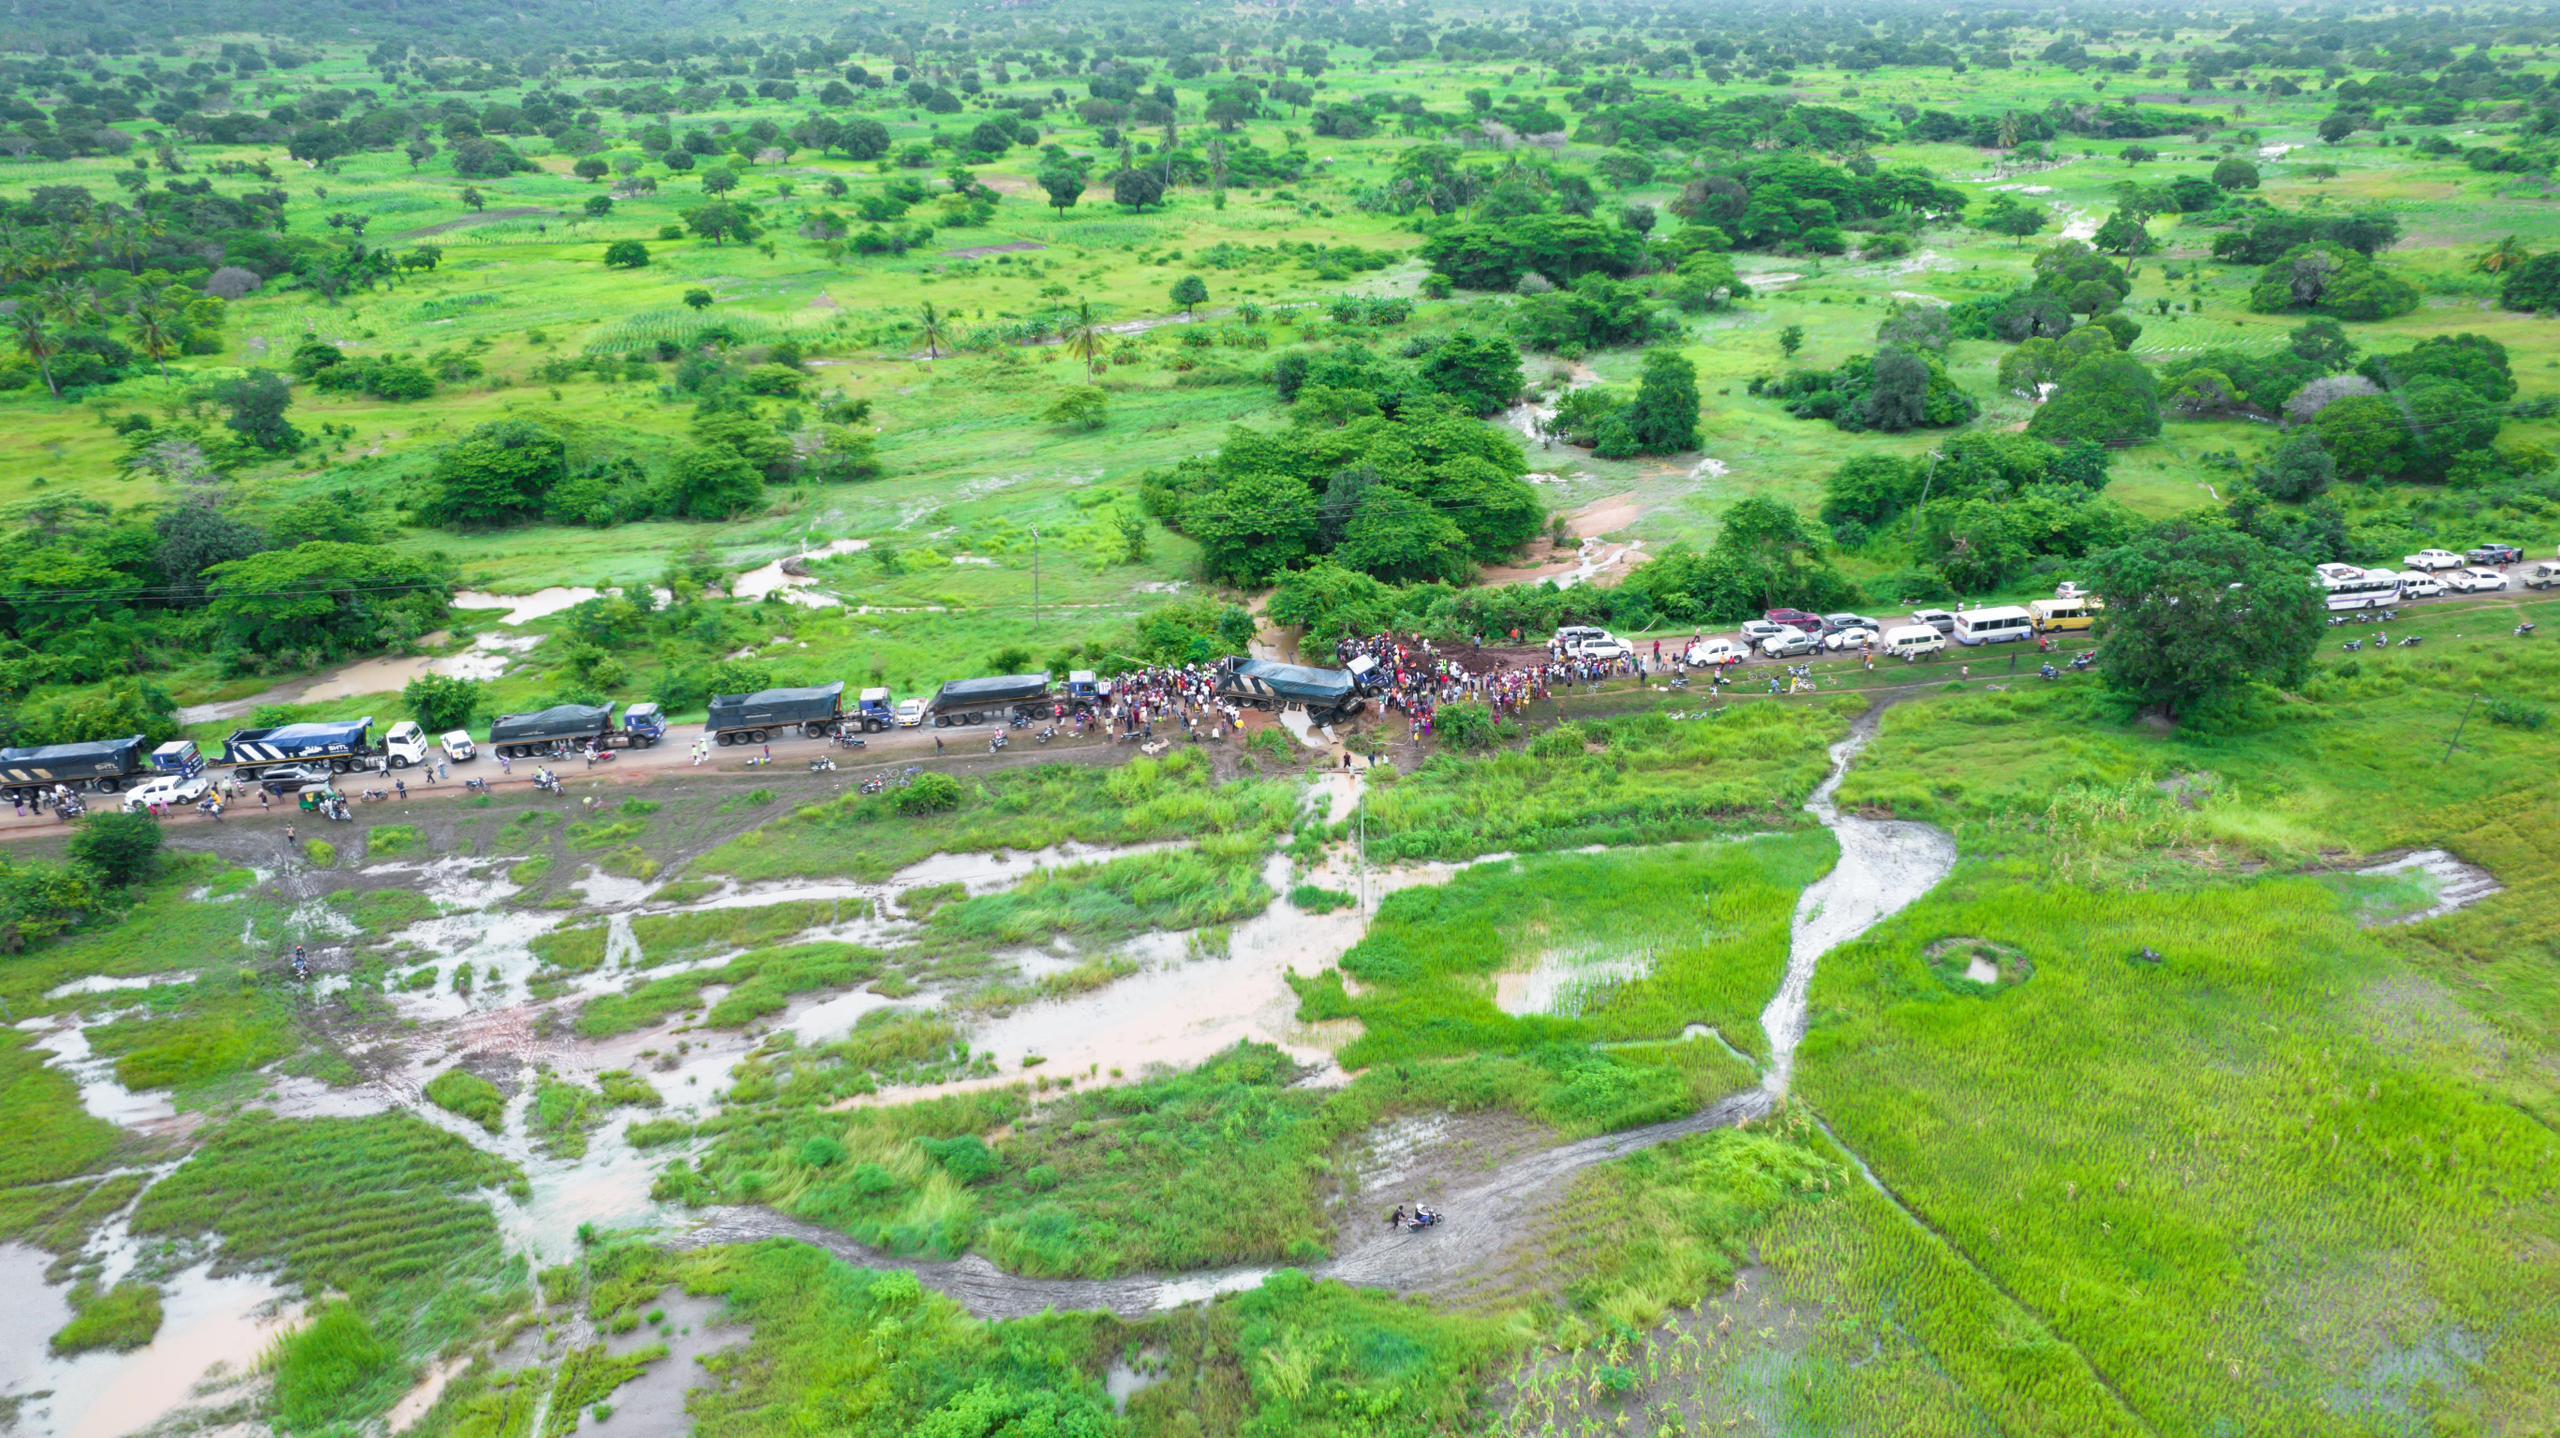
[706,682,846,745]
[222,717,425,778]
[852,687,897,733]
[0,734,151,800]
[487,702,668,759]
[1214,658,1366,724]
[924,673,1052,727]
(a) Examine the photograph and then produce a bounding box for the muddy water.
[1758,708,1956,1097]
[0,1256,301,1438]
[731,538,871,606]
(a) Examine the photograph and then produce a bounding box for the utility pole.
[2441,693,2483,765]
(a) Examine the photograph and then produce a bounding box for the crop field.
[6,0,2560,1434]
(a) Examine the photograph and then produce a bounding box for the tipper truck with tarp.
[0,734,150,800]
[222,717,425,779]
[487,702,667,759]
[1215,658,1366,724]
[925,673,1052,727]
[707,682,846,745]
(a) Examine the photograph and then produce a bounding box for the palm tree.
[127,295,179,382]
[2474,235,2531,275]
[1063,299,1104,381]
[7,303,62,398]
[918,300,946,361]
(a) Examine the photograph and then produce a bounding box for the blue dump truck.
[0,734,151,801]
[925,673,1053,727]
[707,682,846,746]
[1214,658,1367,725]
[853,687,898,733]
[222,717,426,780]
[487,702,668,759]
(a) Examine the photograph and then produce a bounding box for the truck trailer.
[706,683,846,745]
[222,717,426,778]
[0,734,151,800]
[487,702,668,759]
[1215,658,1366,724]
[925,673,1052,727]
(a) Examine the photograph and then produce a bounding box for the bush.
[2487,698,2548,731]
[271,1304,400,1430]
[424,1069,505,1132]
[892,772,965,815]
[68,812,161,887]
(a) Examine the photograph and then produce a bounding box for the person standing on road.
[260,789,272,813]
[934,735,944,756]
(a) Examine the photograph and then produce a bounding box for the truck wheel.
[330,758,355,774]
[932,715,948,728]
[94,776,120,793]
[390,756,411,769]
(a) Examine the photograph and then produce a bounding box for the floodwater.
[1759,708,1956,1096]
[731,538,871,606]
[1494,945,1659,1018]
[20,1018,178,1128]
[0,1255,301,1438]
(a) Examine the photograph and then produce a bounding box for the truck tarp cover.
[1226,659,1356,703]
[708,682,845,729]
[0,735,145,774]
[491,704,612,743]
[930,673,1051,708]
[235,721,368,746]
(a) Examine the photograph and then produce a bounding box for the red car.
[1764,608,1823,634]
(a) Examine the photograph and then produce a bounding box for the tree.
[603,240,649,268]
[68,812,160,887]
[1979,194,2049,245]
[213,370,299,452]
[2090,211,2153,255]
[2499,252,2560,313]
[2028,353,2160,447]
[2472,236,2531,276]
[682,288,714,311]
[1112,169,1164,212]
[2211,157,2261,191]
[1170,274,1209,318]
[424,420,568,527]
[2287,318,2356,372]
[664,444,763,519]
[1063,299,1105,381]
[460,186,485,212]
[699,168,740,196]
[2256,433,2335,502]
[584,196,614,219]
[6,302,61,398]
[125,295,181,381]
[1038,157,1087,215]
[1778,324,1804,360]
[1620,348,1701,453]
[1044,387,1108,430]
[203,543,450,665]
[683,201,757,247]
[1861,346,1932,432]
[1187,470,1318,584]
[1416,332,1522,416]
[2088,522,2320,719]
[1335,485,1471,584]
[403,673,483,733]
[917,301,946,361]
[573,156,609,183]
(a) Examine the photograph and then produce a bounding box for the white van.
[1883,624,1946,661]
[1952,606,2034,646]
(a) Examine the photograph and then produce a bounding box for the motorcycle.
[835,731,868,749]
[808,756,838,773]
[534,772,563,795]
[1405,1208,1443,1231]
[464,777,491,795]
[2068,650,2097,672]
[1035,725,1059,745]
[2519,622,2538,638]
[860,777,886,795]
[361,787,388,803]
[987,734,1010,752]
[2037,663,2060,681]
[2399,634,2424,648]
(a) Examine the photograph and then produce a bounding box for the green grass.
[628,899,851,966]
[574,940,884,1038]
[0,1031,121,1187]
[704,749,1300,883]
[529,1078,607,1160]
[48,1280,164,1356]
[425,1070,507,1134]
[130,1111,527,1430]
[917,838,1275,955]
[366,825,427,859]
[539,1344,666,1438]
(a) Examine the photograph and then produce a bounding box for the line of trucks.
[0,658,1381,803]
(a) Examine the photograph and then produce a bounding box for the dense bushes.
[1761,346,1977,433]
[2246,243,2420,321]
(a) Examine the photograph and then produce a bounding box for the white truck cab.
[382,721,431,769]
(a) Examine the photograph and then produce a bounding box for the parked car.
[1821,626,1879,652]
[439,730,476,763]
[123,773,208,813]
[1738,620,1788,645]
[1759,629,1819,659]
[2449,566,2509,593]
[258,763,338,793]
[1763,608,1823,634]
[1686,638,1748,666]
[895,698,926,728]
[1554,625,1631,661]
[1823,612,1882,636]
[1884,625,1946,661]
[2403,549,2465,572]
[2397,571,2447,599]
[2468,543,2524,567]
[2054,582,2088,602]
[1910,609,1958,636]
[2525,561,2560,590]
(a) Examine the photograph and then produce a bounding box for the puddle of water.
[1106,1357,1164,1416]
[495,1117,671,1267]
[453,588,605,625]
[300,632,539,704]
[783,987,904,1045]
[1494,946,1658,1018]
[731,539,870,606]
[1149,1268,1270,1310]
[2354,849,2500,925]
[44,972,192,1001]
[362,857,524,910]
[575,869,660,910]
[21,1019,178,1128]
[1963,957,1999,984]
[386,1351,473,1432]
[2,1260,301,1438]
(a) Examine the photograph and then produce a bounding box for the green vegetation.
[49,1280,163,1355]
[577,941,882,1037]
[424,1069,506,1133]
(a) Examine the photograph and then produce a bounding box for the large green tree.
[1186,470,1319,585]
[2088,522,2321,719]
[423,420,568,527]
[203,543,451,667]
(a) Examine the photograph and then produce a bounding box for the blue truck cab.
[1066,670,1108,713]
[624,703,668,743]
[855,688,896,733]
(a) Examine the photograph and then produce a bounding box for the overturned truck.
[1214,658,1366,725]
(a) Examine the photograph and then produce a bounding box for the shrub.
[424,1069,505,1132]
[68,812,161,887]
[892,772,965,815]
[2487,698,2548,730]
